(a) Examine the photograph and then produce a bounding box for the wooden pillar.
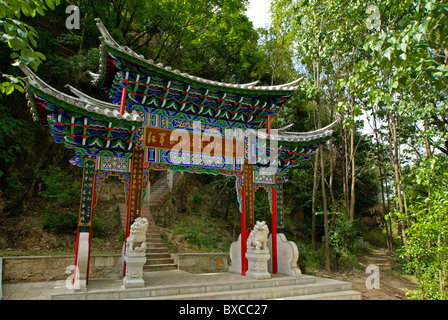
[242,161,254,276]
[276,180,285,233]
[123,145,145,277]
[73,157,97,289]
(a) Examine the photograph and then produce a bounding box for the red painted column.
[267,114,278,274]
[241,184,248,276]
[122,177,132,278]
[86,173,98,285]
[267,115,271,135]
[271,181,278,274]
[120,86,127,115]
[73,157,97,289]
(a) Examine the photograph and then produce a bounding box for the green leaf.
[45,0,56,10]
[384,47,392,60]
[5,83,14,95]
[400,42,407,52]
[391,80,399,88]
[9,37,23,51]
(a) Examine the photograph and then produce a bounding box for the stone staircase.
[51,272,361,300]
[142,206,177,272]
[135,274,361,300]
[147,171,183,208]
[118,204,177,272]
[118,171,184,272]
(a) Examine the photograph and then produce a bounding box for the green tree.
[0,0,60,94]
[399,155,448,299]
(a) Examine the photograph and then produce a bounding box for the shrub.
[398,155,448,299]
[42,207,104,235]
[37,166,80,206]
[42,208,78,234]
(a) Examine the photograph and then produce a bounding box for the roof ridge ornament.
[95,18,120,47]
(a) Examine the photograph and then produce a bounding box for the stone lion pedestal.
[122,217,148,289]
[245,249,271,280]
[123,251,146,288]
[245,221,271,280]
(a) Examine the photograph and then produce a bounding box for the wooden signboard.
[276,181,284,233]
[243,161,254,232]
[143,126,244,159]
[127,145,145,228]
[78,157,96,233]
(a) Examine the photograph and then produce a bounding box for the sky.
[246,0,272,29]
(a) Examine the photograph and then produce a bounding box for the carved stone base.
[228,234,241,274]
[268,233,302,277]
[74,232,90,291]
[123,252,146,289]
[245,249,271,280]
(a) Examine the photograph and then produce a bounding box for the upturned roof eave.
[16,63,143,125]
[93,18,304,95]
[247,120,338,144]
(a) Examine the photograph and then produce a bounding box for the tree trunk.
[349,106,356,220]
[340,113,350,217]
[373,111,392,252]
[389,113,409,256]
[328,92,336,213]
[317,95,330,272]
[320,143,331,272]
[311,140,319,250]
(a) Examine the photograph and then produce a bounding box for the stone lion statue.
[247,221,269,250]
[126,217,149,253]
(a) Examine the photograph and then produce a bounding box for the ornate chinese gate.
[18,18,336,288]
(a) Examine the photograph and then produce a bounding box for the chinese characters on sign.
[276,181,284,233]
[78,158,96,233]
[244,161,255,232]
[144,126,244,159]
[128,145,145,228]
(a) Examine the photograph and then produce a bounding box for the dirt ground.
[312,248,418,300]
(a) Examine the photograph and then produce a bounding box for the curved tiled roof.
[19,64,143,124]
[93,18,303,93]
[91,19,305,127]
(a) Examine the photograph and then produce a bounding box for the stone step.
[146,253,172,259]
[147,242,167,249]
[146,238,164,244]
[119,202,178,272]
[146,248,170,256]
[145,258,175,265]
[142,277,353,300]
[273,290,362,300]
[147,238,164,244]
[51,272,360,301]
[143,264,178,272]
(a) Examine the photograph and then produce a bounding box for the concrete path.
[2,271,249,300]
[2,281,56,300]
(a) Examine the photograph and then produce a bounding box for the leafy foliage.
[0,104,34,177]
[0,0,61,94]
[398,155,448,299]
